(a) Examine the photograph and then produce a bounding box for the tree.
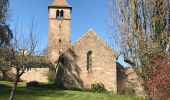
[108,0,170,99]
[0,0,13,46]
[0,47,11,80]
[0,0,13,80]
[7,21,38,100]
[4,20,50,100]
[143,54,170,100]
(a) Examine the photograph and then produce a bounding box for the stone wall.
[117,62,127,94]
[21,68,49,82]
[10,68,49,82]
[125,67,145,96]
[55,29,118,92]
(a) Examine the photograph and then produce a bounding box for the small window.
[56,10,64,19]
[59,51,61,54]
[87,51,93,70]
[60,10,64,19]
[59,39,61,43]
[56,10,60,19]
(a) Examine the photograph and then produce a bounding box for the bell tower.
[48,0,72,63]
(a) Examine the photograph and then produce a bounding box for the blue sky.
[10,0,109,48]
[10,0,128,67]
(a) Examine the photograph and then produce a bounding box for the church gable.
[67,29,118,91]
[72,29,117,59]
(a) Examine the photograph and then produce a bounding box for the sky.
[9,0,129,67]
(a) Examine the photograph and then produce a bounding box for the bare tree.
[7,20,39,100]
[109,0,169,61]
[108,0,170,98]
[7,20,53,100]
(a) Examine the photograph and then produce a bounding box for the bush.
[26,81,41,88]
[122,83,136,95]
[0,71,4,81]
[0,75,3,81]
[91,83,106,93]
[47,71,56,83]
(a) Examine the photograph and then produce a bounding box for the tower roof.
[53,0,68,6]
[49,0,72,9]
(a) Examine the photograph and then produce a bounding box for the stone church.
[48,0,122,92]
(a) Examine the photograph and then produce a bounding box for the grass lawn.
[0,81,140,100]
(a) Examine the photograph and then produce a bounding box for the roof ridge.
[72,28,113,51]
[70,28,118,59]
[72,28,95,46]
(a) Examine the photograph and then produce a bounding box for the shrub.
[122,83,136,95]
[26,81,41,88]
[91,83,106,93]
[143,55,170,99]
[0,75,3,81]
[47,71,56,83]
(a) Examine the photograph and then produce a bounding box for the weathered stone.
[48,0,71,64]
[9,67,49,82]
[125,67,145,96]
[48,0,119,92]
[6,0,144,95]
[55,30,118,92]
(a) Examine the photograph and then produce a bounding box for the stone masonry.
[48,0,71,63]
[48,0,119,92]
[55,30,118,92]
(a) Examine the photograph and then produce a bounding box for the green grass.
[0,81,140,100]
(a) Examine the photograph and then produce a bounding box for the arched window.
[87,51,92,70]
[56,10,64,19]
[56,10,60,19]
[60,10,64,19]
[56,10,59,18]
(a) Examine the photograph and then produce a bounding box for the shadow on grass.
[0,84,11,88]
[0,83,77,100]
[0,81,141,100]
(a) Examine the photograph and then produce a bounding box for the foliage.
[26,81,41,88]
[0,81,141,100]
[47,71,56,83]
[91,83,106,93]
[0,47,12,80]
[118,81,136,95]
[0,0,9,21]
[122,83,136,95]
[0,0,13,46]
[143,55,170,100]
[0,0,12,82]
[0,74,3,81]
[0,25,13,46]
[109,0,170,99]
